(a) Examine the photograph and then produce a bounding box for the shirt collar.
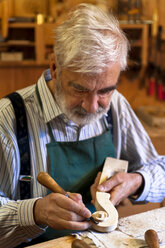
[37,69,63,123]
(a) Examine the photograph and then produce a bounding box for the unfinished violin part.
[91,157,128,232]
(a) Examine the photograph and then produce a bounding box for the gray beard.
[65,105,109,126]
[54,81,110,126]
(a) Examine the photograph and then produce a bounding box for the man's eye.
[73,85,88,93]
[75,88,87,92]
[98,89,112,95]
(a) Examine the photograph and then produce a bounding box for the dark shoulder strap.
[6,92,31,199]
[106,107,114,139]
[106,107,113,126]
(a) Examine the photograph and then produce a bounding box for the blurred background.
[0,0,165,217]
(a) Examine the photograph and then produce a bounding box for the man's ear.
[49,53,57,79]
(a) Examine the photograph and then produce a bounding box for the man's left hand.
[90,172,143,206]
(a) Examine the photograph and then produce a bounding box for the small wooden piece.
[91,192,118,232]
[145,229,160,248]
[91,157,128,232]
[37,171,67,195]
[72,239,91,248]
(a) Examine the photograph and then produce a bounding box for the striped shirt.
[0,70,165,247]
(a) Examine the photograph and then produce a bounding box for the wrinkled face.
[54,63,120,126]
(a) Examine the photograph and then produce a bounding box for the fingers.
[44,200,91,230]
[97,172,131,193]
[47,214,91,230]
[47,201,83,222]
[92,172,143,206]
[34,192,91,231]
[97,172,123,192]
[108,184,125,206]
[68,192,84,204]
[54,193,91,219]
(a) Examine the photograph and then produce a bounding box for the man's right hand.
[33,192,91,230]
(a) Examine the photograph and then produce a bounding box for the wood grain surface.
[28,235,75,248]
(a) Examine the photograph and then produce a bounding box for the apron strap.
[35,84,55,142]
[6,92,31,199]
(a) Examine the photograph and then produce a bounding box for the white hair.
[54,3,129,74]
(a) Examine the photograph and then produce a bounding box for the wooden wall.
[0,0,165,98]
[0,65,47,98]
[1,0,165,38]
[1,0,165,27]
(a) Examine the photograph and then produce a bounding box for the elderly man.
[0,3,165,248]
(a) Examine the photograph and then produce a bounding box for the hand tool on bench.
[145,229,160,248]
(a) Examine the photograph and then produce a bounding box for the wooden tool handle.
[72,239,91,248]
[145,229,160,248]
[37,172,67,195]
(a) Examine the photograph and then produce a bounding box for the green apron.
[35,84,116,241]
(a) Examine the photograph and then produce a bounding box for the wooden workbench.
[28,207,165,248]
[27,229,165,248]
[27,236,75,248]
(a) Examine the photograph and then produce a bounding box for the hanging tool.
[37,172,98,224]
[147,26,160,96]
[155,25,164,100]
[139,1,159,91]
[140,25,163,97]
[144,229,160,248]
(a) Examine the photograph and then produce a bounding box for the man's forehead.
[61,63,120,78]
[61,63,120,88]
[61,68,97,80]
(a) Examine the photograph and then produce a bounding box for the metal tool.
[144,229,160,248]
[37,172,98,224]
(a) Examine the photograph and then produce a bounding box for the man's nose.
[81,94,99,113]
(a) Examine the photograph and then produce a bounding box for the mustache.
[73,106,105,116]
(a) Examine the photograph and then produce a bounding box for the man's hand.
[34,192,91,230]
[90,171,143,206]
